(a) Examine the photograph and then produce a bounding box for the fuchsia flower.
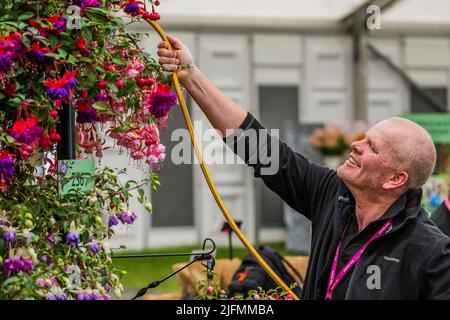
[65,231,81,247]
[26,43,57,65]
[72,0,101,9]
[119,211,137,225]
[0,150,15,191]
[146,84,177,119]
[3,227,16,242]
[3,256,34,274]
[0,32,25,73]
[121,1,144,17]
[75,37,90,56]
[125,56,144,78]
[43,69,78,100]
[9,117,43,146]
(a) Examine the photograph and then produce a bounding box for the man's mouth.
[347,155,361,168]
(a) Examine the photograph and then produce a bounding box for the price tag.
[58,159,95,196]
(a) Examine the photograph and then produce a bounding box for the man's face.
[337,121,397,192]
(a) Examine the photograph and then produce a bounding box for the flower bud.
[114,287,122,299]
[144,201,152,213]
[25,220,33,228]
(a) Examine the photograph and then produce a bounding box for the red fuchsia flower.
[26,43,57,65]
[29,13,67,36]
[9,117,43,146]
[4,81,16,97]
[0,32,25,73]
[121,0,144,17]
[125,56,144,78]
[74,37,90,56]
[0,150,15,191]
[147,84,177,119]
[43,69,78,100]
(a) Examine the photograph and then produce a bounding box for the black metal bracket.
[111,238,216,300]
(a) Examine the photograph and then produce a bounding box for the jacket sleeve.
[424,237,450,299]
[224,112,338,223]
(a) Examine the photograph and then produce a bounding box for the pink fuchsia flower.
[37,277,57,289]
[284,294,294,300]
[125,57,144,78]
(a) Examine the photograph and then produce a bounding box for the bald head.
[375,117,436,189]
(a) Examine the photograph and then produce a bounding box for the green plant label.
[402,113,450,143]
[58,159,95,196]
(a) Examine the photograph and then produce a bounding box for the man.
[157,36,450,299]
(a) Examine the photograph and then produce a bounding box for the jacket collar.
[336,181,422,231]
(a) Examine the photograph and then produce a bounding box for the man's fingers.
[159,57,179,65]
[157,48,176,58]
[167,35,183,50]
[157,41,168,49]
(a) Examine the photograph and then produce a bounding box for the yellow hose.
[145,18,299,300]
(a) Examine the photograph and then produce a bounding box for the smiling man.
[157,36,450,300]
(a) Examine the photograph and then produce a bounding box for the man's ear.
[382,171,409,190]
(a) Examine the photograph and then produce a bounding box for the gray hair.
[387,118,436,189]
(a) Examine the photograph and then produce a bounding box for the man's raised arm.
[157,35,247,137]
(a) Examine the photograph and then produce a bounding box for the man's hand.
[157,35,195,84]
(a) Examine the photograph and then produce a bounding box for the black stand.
[57,101,76,160]
[111,238,216,300]
[221,221,242,260]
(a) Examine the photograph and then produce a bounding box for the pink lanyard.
[445,197,450,211]
[325,218,393,300]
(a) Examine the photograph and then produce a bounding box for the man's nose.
[351,140,363,154]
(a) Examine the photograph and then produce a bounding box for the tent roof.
[152,0,450,31]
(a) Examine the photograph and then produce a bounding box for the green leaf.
[18,12,34,21]
[1,276,20,287]
[92,101,109,111]
[110,125,133,134]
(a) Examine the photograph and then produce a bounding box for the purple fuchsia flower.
[3,256,34,273]
[26,43,55,65]
[148,84,177,118]
[3,257,23,273]
[88,241,102,254]
[43,69,78,100]
[8,117,43,145]
[3,228,16,242]
[72,0,101,8]
[21,257,34,271]
[119,211,138,225]
[124,3,140,16]
[0,151,15,188]
[108,215,119,228]
[65,231,81,247]
[76,109,99,124]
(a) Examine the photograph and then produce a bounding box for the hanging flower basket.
[0,0,172,299]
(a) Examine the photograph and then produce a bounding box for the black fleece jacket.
[225,112,450,300]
